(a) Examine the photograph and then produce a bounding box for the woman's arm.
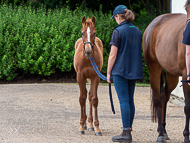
[186,45,190,85]
[107,45,118,83]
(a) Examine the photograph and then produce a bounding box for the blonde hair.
[119,9,135,22]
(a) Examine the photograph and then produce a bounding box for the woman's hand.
[187,74,190,85]
[186,45,190,85]
[107,73,111,83]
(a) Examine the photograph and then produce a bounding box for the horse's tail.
[151,70,164,122]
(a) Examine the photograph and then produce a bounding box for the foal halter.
[81,33,96,49]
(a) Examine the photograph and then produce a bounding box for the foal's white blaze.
[87,27,92,49]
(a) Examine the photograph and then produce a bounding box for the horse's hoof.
[156,136,166,142]
[184,138,190,143]
[84,126,87,130]
[78,131,85,135]
[95,132,102,136]
[88,127,94,131]
[164,133,170,140]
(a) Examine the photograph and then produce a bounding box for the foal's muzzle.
[83,42,94,57]
[85,49,93,57]
[82,34,95,57]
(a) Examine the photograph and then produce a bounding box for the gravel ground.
[0,84,185,143]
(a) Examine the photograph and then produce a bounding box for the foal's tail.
[151,70,164,122]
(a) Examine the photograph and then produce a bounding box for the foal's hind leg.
[77,73,87,134]
[161,72,178,140]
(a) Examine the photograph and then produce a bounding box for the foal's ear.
[82,16,86,24]
[92,16,96,24]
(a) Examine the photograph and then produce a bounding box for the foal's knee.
[88,91,93,101]
[91,97,98,107]
[79,96,87,105]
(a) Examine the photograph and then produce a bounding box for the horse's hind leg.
[77,73,87,134]
[148,64,166,142]
[183,81,190,143]
[88,88,94,131]
[160,72,178,140]
[91,76,102,136]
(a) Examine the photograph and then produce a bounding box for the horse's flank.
[144,13,187,76]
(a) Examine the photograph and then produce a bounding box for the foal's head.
[81,16,96,57]
[185,0,190,17]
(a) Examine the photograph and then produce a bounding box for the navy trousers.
[113,75,136,130]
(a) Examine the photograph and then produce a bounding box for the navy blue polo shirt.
[183,22,190,45]
[109,21,144,80]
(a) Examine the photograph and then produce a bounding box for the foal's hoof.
[164,133,170,140]
[88,127,94,131]
[156,136,166,143]
[84,126,87,130]
[95,132,102,136]
[78,131,85,135]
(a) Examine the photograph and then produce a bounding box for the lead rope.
[89,55,115,114]
[180,72,190,87]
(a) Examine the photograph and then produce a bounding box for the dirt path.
[0,84,185,143]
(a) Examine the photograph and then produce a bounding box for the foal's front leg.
[77,73,87,134]
[91,76,102,136]
[88,88,94,131]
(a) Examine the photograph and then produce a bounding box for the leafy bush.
[0,4,155,82]
[0,4,74,80]
[0,4,113,80]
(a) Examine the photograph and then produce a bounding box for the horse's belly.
[156,42,185,76]
[158,58,182,76]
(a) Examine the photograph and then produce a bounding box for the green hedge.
[0,4,156,82]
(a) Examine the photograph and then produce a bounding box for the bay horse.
[74,16,103,136]
[143,1,190,142]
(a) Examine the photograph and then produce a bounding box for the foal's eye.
[82,33,84,35]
